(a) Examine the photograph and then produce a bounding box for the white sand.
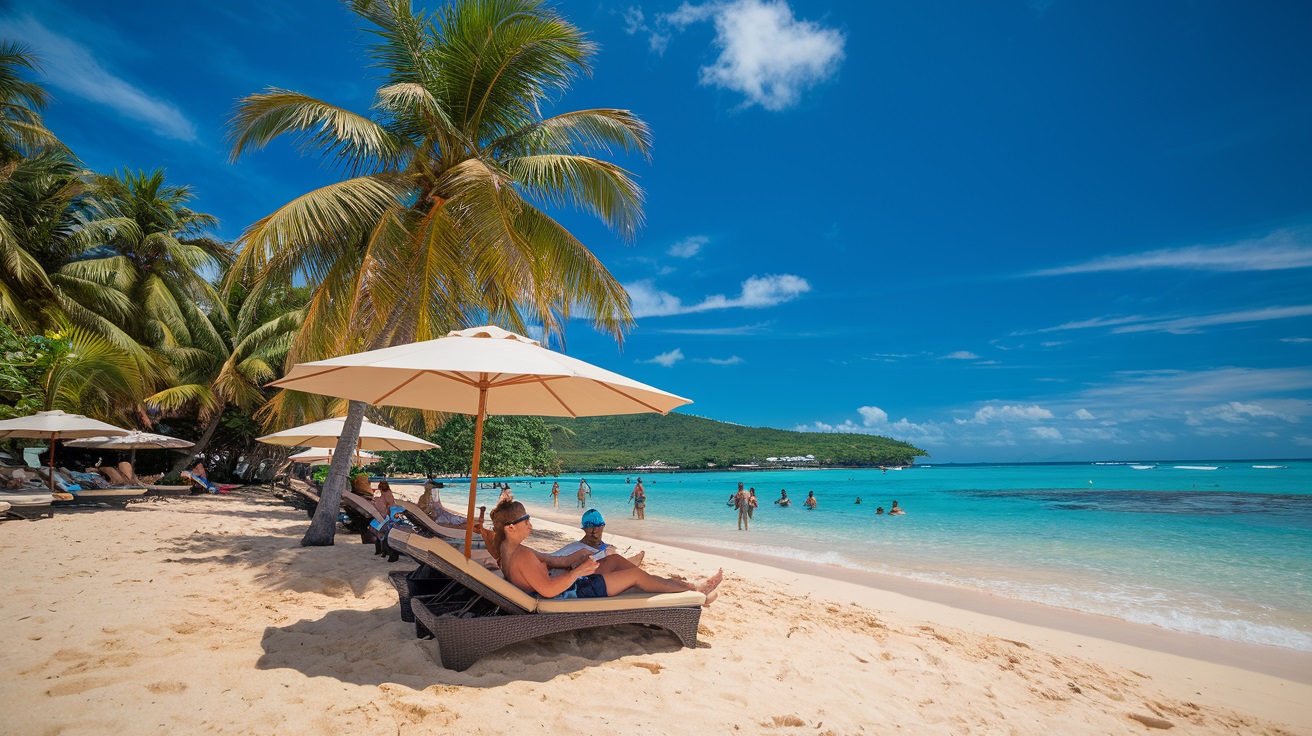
[0,491,1308,735]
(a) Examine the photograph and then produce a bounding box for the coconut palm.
[56,169,232,363]
[0,43,76,333]
[227,0,648,544]
[0,41,65,162]
[145,278,307,475]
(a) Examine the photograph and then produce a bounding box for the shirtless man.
[804,491,817,509]
[735,482,751,530]
[494,501,721,603]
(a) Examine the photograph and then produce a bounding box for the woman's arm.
[514,552,598,598]
[534,548,591,568]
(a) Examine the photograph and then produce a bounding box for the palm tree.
[0,41,65,162]
[227,0,648,545]
[0,319,142,422]
[145,278,306,475]
[57,169,232,355]
[0,42,76,333]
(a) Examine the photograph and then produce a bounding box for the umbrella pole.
[465,385,488,559]
[48,431,56,492]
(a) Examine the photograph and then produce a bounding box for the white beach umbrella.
[65,430,195,465]
[0,410,131,491]
[270,325,692,556]
[287,447,381,466]
[256,416,438,452]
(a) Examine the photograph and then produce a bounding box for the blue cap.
[581,509,605,528]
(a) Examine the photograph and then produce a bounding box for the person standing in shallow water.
[577,478,591,508]
[735,483,751,530]
[550,481,560,508]
[630,477,646,520]
[804,491,817,509]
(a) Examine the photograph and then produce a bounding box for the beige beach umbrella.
[256,416,439,452]
[270,325,692,557]
[0,410,131,491]
[65,430,195,466]
[287,447,381,466]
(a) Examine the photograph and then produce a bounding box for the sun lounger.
[395,500,480,540]
[387,529,704,671]
[341,490,397,558]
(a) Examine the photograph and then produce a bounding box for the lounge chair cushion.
[535,589,705,613]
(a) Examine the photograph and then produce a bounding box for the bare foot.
[697,568,724,596]
[702,589,719,606]
[628,550,646,567]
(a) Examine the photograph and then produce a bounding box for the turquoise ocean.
[422,461,1312,652]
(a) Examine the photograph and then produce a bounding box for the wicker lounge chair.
[387,528,704,671]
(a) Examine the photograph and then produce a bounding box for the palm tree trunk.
[301,399,367,546]
[170,406,225,476]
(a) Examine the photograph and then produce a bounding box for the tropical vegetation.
[0,3,925,541]
[552,413,927,471]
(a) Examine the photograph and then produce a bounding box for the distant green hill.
[551,413,927,472]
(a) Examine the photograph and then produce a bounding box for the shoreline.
[2,492,1309,734]
[532,505,1312,685]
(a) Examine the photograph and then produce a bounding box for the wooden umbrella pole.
[464,383,488,559]
[48,431,56,492]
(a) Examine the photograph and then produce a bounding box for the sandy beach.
[1,490,1308,735]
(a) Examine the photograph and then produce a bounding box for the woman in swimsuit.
[491,501,722,602]
[630,477,646,519]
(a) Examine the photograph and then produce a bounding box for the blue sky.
[5,0,1312,462]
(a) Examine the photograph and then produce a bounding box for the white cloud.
[639,348,685,367]
[0,15,197,141]
[626,274,810,318]
[668,235,708,258]
[659,322,770,335]
[1112,305,1312,335]
[1283,337,1312,343]
[857,406,888,425]
[623,6,648,35]
[1030,427,1063,440]
[1030,228,1312,276]
[797,404,944,444]
[941,351,979,360]
[1185,401,1298,426]
[703,356,744,365]
[1023,305,1312,336]
[659,0,845,110]
[1070,408,1095,420]
[956,404,1056,424]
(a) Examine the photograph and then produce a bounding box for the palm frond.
[488,108,652,161]
[504,153,644,240]
[227,89,404,173]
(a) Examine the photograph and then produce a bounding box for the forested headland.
[551,413,926,472]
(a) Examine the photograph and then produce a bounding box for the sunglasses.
[510,514,531,525]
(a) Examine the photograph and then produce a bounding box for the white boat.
[1131,465,1156,470]
[1252,465,1288,469]
[1173,465,1218,470]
